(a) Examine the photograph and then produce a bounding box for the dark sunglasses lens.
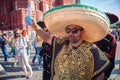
[65,28,81,34]
[65,28,70,34]
[72,29,78,34]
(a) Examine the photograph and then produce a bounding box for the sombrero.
[105,12,119,24]
[43,4,110,42]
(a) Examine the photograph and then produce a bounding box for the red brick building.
[0,0,75,30]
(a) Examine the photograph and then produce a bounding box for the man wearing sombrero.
[32,4,110,80]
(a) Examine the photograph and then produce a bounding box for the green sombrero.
[43,4,110,42]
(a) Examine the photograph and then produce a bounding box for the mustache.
[68,35,75,38]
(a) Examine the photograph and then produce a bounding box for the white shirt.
[15,36,27,55]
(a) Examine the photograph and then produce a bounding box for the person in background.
[7,31,18,66]
[32,34,43,69]
[0,30,11,62]
[12,28,32,79]
[41,27,53,80]
[95,12,119,79]
[22,30,31,60]
[32,4,110,80]
[37,21,57,80]
[8,31,15,57]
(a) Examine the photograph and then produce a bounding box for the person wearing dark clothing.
[37,21,57,80]
[0,31,11,62]
[40,42,52,80]
[95,12,118,79]
[95,33,117,79]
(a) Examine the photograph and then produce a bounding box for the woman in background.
[12,28,32,79]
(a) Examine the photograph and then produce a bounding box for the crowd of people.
[0,29,43,79]
[111,28,120,41]
[0,4,120,80]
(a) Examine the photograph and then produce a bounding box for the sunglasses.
[65,28,83,34]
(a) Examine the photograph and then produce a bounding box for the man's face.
[65,24,83,44]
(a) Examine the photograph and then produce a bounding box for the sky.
[81,0,120,20]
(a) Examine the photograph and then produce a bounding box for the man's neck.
[71,39,84,47]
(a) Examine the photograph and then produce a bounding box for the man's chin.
[69,37,77,43]
[69,40,76,44]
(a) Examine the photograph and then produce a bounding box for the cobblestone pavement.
[0,48,43,80]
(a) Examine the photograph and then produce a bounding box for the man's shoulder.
[54,37,69,44]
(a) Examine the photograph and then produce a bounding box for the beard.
[69,35,80,44]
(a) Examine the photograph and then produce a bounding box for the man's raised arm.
[31,18,52,45]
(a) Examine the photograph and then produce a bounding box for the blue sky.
[81,0,120,20]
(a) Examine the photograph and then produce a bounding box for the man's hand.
[30,17,52,45]
[30,17,37,26]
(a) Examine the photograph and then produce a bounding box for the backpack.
[0,35,5,47]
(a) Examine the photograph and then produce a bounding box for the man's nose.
[68,31,74,35]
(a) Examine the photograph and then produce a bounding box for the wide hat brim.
[43,4,110,42]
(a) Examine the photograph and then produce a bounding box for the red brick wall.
[0,0,13,30]
[62,0,75,5]
[0,0,75,30]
